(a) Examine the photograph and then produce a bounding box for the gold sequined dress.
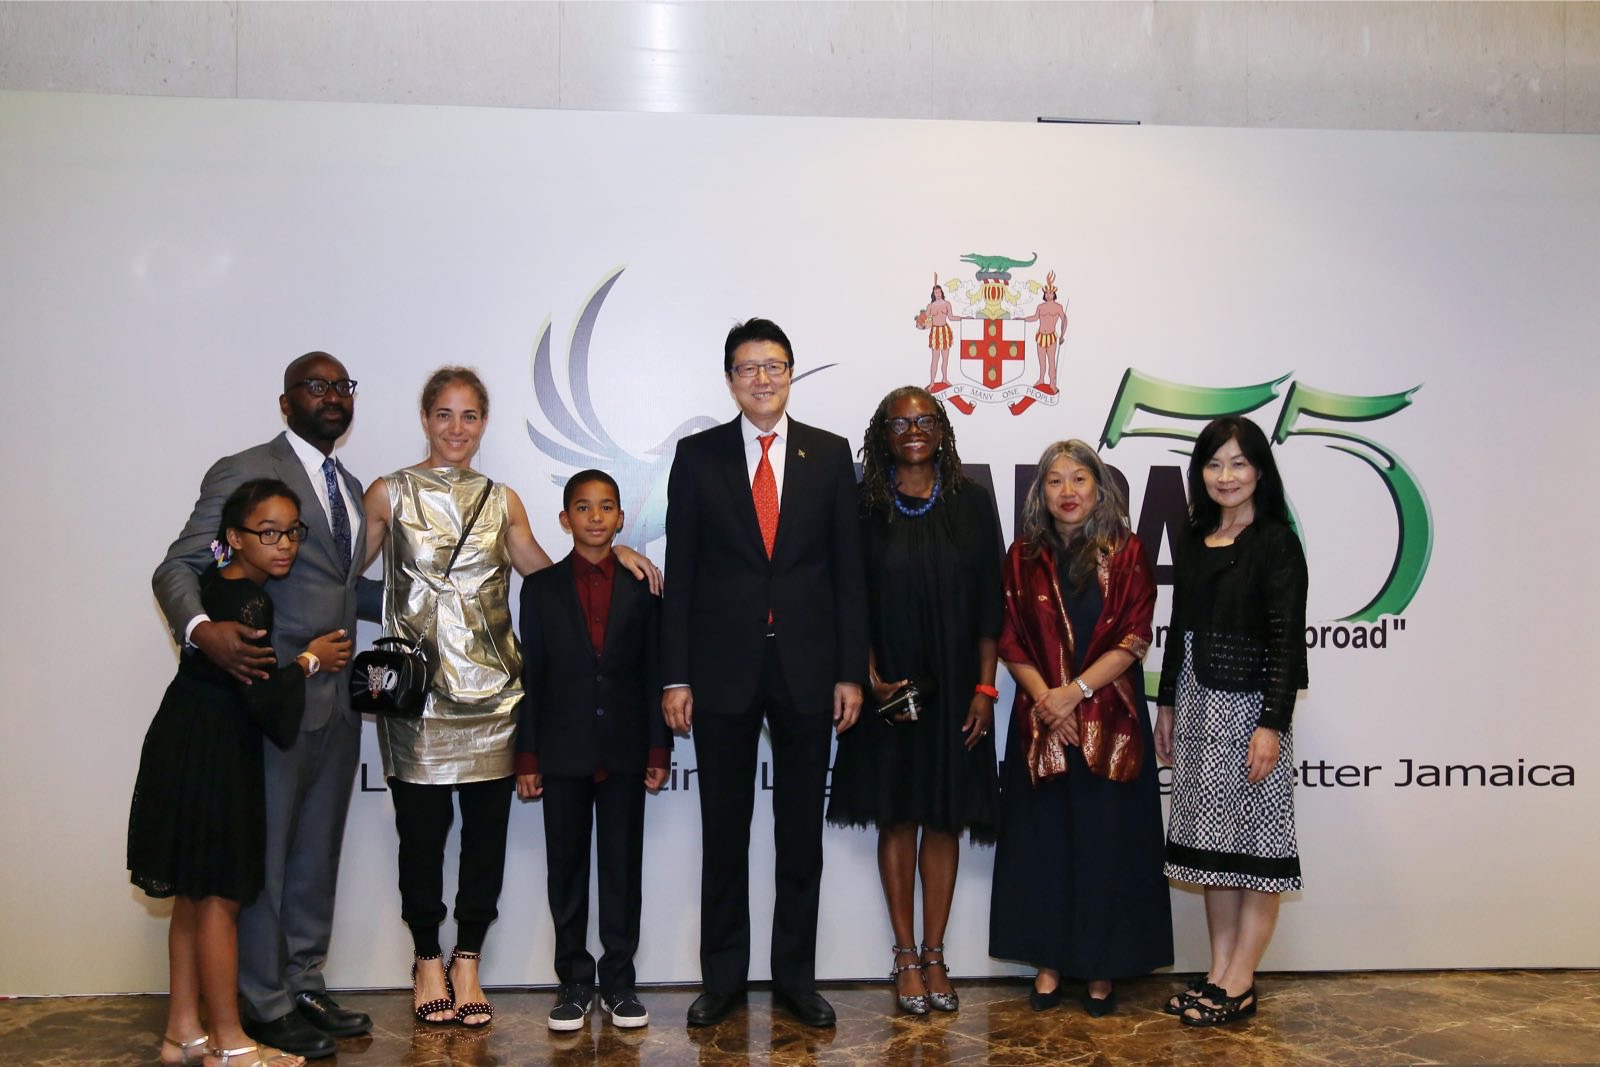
[376,466,521,785]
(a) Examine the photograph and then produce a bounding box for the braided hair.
[858,385,967,519]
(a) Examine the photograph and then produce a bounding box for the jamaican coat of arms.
[914,252,1067,416]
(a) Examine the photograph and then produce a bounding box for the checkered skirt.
[1164,635,1302,892]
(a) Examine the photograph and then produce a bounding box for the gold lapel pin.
[797,449,807,459]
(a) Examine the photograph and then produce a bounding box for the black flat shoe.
[686,990,746,1027]
[1028,987,1062,1012]
[772,987,836,1028]
[294,990,372,1037]
[1081,989,1117,1017]
[242,1010,336,1060]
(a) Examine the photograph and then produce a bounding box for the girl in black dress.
[827,386,1003,1015]
[129,481,349,1067]
[1155,417,1308,1027]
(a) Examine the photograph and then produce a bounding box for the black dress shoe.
[772,988,836,1028]
[1028,987,1063,1012]
[1081,989,1118,1017]
[687,990,745,1027]
[243,1010,336,1059]
[294,990,373,1037]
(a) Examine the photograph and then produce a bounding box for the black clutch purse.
[349,637,433,717]
[876,683,926,725]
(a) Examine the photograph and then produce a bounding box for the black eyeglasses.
[235,522,310,545]
[888,415,940,435]
[730,361,792,380]
[293,378,358,398]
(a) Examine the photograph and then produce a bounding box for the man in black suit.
[153,352,377,1059]
[662,318,868,1029]
[516,469,669,1032]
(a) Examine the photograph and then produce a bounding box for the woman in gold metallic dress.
[361,367,659,1028]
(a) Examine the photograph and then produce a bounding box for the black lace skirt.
[127,673,266,902]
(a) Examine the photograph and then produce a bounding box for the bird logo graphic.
[525,266,835,551]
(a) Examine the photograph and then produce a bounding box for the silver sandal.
[208,1043,301,1067]
[161,1034,208,1065]
[920,943,959,1012]
[890,944,929,1015]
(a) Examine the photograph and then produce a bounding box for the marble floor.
[4,971,1597,1066]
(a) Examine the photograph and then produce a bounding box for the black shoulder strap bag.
[350,479,495,717]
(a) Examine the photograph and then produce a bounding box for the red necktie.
[754,433,779,558]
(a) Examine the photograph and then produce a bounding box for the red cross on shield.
[959,319,1026,389]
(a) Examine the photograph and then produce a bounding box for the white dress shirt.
[741,412,789,496]
[284,430,358,556]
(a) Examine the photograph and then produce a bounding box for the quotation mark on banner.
[1100,370,1431,622]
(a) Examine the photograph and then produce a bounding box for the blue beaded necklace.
[890,465,941,518]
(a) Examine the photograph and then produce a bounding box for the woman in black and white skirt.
[1154,416,1308,1027]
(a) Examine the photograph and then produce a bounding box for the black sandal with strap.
[1164,975,1222,1016]
[1180,985,1258,1027]
[449,950,495,1029]
[411,952,455,1025]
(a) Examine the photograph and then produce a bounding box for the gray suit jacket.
[153,431,376,731]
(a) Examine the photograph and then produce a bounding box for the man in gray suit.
[154,351,375,1059]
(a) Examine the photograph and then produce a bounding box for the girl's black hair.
[217,479,303,544]
[1186,416,1291,535]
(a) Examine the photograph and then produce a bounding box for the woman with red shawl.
[988,440,1172,1015]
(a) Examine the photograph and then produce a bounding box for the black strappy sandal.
[411,952,455,1025]
[1180,985,1258,1027]
[449,950,495,1029]
[1164,975,1221,1016]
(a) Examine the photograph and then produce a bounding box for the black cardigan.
[1157,520,1308,731]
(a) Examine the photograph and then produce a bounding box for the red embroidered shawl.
[999,534,1155,786]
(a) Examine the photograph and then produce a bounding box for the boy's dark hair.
[563,469,621,511]
[723,318,794,375]
[216,478,302,543]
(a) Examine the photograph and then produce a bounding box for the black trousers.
[389,775,514,956]
[541,772,646,993]
[692,639,833,995]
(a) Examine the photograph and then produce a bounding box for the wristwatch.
[297,651,321,676]
[1074,677,1094,699]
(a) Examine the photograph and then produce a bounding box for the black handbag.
[350,636,434,716]
[349,479,494,717]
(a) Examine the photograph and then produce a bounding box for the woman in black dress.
[989,440,1172,1015]
[827,385,1002,1015]
[1155,416,1308,1027]
[129,480,350,1067]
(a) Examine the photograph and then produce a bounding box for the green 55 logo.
[1100,370,1431,622]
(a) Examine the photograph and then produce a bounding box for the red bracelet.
[974,684,1000,699]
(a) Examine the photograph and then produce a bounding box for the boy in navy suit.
[517,470,669,1030]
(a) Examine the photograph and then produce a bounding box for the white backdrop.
[2,91,1596,995]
